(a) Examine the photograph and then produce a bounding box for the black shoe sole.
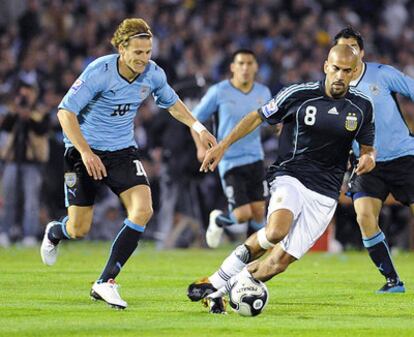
[187,283,216,302]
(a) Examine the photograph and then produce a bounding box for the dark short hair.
[334,27,364,51]
[231,49,256,62]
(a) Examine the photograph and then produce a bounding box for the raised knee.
[266,226,288,244]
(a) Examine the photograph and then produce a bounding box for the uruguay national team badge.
[70,79,84,93]
[345,112,358,131]
[139,86,150,99]
[369,84,380,96]
[64,172,77,188]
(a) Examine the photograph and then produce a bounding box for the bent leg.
[208,208,294,289]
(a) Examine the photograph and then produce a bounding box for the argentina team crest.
[345,112,358,131]
[64,172,77,188]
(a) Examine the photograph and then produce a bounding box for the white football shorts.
[267,175,337,259]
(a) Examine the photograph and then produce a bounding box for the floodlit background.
[0,0,413,251]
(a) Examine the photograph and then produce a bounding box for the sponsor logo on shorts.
[345,112,358,131]
[65,172,77,188]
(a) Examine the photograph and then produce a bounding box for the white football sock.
[209,244,250,289]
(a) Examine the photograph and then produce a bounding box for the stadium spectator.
[0,82,49,247]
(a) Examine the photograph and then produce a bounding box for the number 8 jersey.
[59,54,178,151]
[258,81,375,200]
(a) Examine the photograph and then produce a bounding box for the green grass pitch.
[1,242,413,337]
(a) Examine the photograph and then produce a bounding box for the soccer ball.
[228,275,269,317]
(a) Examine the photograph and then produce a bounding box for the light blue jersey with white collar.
[59,54,178,151]
[193,79,271,177]
[351,62,414,161]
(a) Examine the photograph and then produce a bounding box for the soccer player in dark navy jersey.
[335,27,414,293]
[40,18,216,309]
[187,45,376,314]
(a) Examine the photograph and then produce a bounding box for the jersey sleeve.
[355,100,375,146]
[258,84,300,125]
[152,66,179,109]
[192,85,219,122]
[380,64,414,101]
[58,65,102,115]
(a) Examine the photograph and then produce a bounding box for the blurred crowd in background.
[0,0,413,250]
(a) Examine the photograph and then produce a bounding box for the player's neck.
[118,58,140,82]
[230,78,254,93]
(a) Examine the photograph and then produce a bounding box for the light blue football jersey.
[351,62,414,161]
[193,80,271,177]
[59,54,178,151]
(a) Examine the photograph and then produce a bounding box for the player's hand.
[196,146,207,163]
[80,150,107,180]
[355,153,375,175]
[200,142,226,173]
[199,129,217,149]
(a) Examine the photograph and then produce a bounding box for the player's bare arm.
[190,129,207,163]
[355,144,376,175]
[200,110,262,172]
[167,99,217,149]
[57,108,107,180]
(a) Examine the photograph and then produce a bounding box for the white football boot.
[91,279,128,309]
[40,221,60,265]
[206,210,224,248]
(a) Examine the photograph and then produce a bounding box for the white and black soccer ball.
[228,275,269,317]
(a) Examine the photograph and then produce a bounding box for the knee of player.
[68,220,91,238]
[129,207,153,225]
[234,211,252,223]
[265,225,288,244]
[355,209,377,227]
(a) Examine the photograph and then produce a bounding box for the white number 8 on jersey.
[304,105,317,126]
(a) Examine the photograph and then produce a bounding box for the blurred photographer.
[0,82,50,246]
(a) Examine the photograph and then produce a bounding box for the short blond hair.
[111,18,153,49]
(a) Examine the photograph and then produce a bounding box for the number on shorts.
[304,105,317,126]
[133,160,147,177]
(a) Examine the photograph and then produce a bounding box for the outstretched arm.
[167,99,217,149]
[200,110,262,172]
